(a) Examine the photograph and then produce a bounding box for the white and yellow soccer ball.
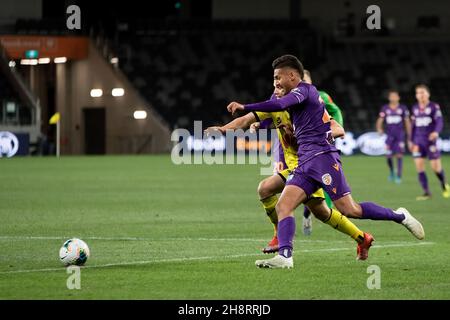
[59,238,90,266]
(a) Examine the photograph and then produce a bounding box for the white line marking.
[0,235,335,243]
[0,241,434,275]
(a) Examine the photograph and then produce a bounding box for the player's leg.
[412,144,431,199]
[395,153,403,184]
[255,185,307,269]
[333,193,424,239]
[385,138,395,181]
[306,198,372,260]
[302,190,333,236]
[312,152,425,239]
[430,158,450,198]
[414,157,430,199]
[302,206,312,235]
[257,173,285,253]
[428,146,450,198]
[392,138,404,183]
[387,156,395,181]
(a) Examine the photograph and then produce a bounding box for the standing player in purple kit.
[227,54,425,268]
[409,84,450,200]
[376,90,411,184]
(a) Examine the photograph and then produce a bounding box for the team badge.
[322,173,333,186]
[430,145,437,153]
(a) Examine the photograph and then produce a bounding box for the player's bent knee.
[257,180,272,199]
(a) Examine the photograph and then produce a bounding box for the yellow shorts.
[277,168,292,181]
[278,169,325,200]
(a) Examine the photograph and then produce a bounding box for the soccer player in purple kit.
[409,84,450,200]
[376,90,411,184]
[227,54,425,268]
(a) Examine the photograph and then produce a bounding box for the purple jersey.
[379,104,409,138]
[411,102,443,144]
[244,82,337,166]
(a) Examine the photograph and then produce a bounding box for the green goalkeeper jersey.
[319,91,343,127]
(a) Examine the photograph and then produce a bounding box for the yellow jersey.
[253,111,298,171]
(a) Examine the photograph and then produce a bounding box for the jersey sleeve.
[410,110,416,141]
[320,91,344,126]
[433,104,443,133]
[258,116,274,129]
[244,86,307,112]
[402,106,410,118]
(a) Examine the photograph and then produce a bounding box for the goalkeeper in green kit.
[302,69,344,235]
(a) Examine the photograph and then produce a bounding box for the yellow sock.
[325,208,365,243]
[260,195,278,236]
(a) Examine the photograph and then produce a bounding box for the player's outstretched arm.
[429,106,444,141]
[376,116,384,135]
[204,112,256,135]
[227,89,306,115]
[404,117,412,142]
[330,119,345,138]
[408,116,416,152]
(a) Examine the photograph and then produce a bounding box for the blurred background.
[0,0,449,157]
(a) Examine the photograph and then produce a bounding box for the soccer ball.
[59,238,90,266]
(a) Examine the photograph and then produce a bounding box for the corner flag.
[49,112,60,124]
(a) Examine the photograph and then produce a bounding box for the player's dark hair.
[303,69,312,81]
[415,84,430,93]
[387,89,399,95]
[272,55,304,78]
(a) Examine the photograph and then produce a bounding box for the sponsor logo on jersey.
[415,116,432,127]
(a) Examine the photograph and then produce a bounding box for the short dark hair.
[415,84,430,93]
[387,89,399,95]
[272,54,304,78]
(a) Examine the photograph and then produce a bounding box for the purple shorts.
[412,140,440,160]
[385,135,405,155]
[286,152,351,201]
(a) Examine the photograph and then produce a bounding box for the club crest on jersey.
[425,107,431,115]
[430,145,437,153]
[322,173,333,186]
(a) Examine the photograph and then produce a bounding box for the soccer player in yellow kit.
[206,86,373,260]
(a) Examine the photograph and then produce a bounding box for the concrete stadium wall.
[55,40,172,155]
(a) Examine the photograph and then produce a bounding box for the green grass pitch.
[1,155,449,299]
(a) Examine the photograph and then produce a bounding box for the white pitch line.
[0,241,434,275]
[0,253,263,274]
[0,235,336,243]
